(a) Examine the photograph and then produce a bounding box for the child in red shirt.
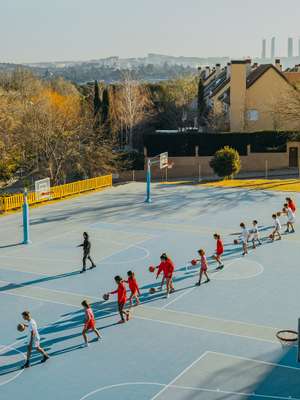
[81,300,101,347]
[286,197,296,213]
[213,233,224,269]
[110,276,130,324]
[195,249,210,286]
[156,253,167,290]
[125,270,140,307]
[156,253,175,298]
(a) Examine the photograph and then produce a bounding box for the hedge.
[143,131,299,157]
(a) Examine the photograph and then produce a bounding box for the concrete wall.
[116,142,300,182]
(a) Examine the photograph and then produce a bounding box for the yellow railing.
[0,175,112,213]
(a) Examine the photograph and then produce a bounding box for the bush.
[210,146,241,178]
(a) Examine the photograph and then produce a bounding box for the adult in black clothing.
[78,232,96,273]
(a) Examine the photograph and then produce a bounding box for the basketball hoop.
[276,329,298,348]
[35,178,51,201]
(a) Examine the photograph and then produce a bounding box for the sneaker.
[170,288,175,293]
[41,355,50,363]
[22,361,30,369]
[285,229,289,233]
[205,279,210,283]
[90,264,96,269]
[195,282,201,286]
[118,320,125,324]
[219,264,224,269]
[80,268,86,274]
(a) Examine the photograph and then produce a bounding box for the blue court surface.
[0,182,300,400]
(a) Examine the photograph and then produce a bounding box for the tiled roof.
[246,64,289,88]
[210,76,229,97]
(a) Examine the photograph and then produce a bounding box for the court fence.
[0,174,112,213]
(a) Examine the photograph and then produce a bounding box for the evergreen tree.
[101,87,109,124]
[197,77,205,130]
[93,80,101,117]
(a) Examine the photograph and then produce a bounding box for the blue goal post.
[145,152,168,203]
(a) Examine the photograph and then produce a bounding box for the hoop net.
[35,178,51,201]
[276,329,298,348]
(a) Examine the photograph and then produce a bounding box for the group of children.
[235,196,296,256]
[19,196,297,367]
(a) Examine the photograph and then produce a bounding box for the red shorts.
[216,251,223,257]
[201,265,207,272]
[130,290,139,296]
[84,320,95,330]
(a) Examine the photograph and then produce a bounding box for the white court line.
[170,383,300,400]
[0,291,82,309]
[161,287,196,309]
[0,234,154,275]
[0,279,98,300]
[141,305,282,331]
[134,316,279,345]
[208,351,300,371]
[162,258,264,310]
[0,344,26,387]
[79,382,165,400]
[150,351,209,400]
[78,381,300,400]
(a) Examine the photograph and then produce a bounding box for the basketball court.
[1,176,300,399]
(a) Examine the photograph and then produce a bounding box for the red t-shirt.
[156,261,166,278]
[164,259,175,278]
[128,276,140,295]
[216,239,224,255]
[288,200,296,213]
[84,307,95,329]
[111,282,127,304]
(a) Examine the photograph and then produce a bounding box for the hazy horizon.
[1,0,300,64]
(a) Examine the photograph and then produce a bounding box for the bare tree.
[115,72,153,148]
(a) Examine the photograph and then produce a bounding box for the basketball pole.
[145,159,152,203]
[297,318,300,363]
[22,188,31,244]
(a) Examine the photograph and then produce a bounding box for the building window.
[247,110,259,121]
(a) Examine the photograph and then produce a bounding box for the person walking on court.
[21,311,49,368]
[109,276,130,324]
[286,197,296,214]
[195,249,210,286]
[81,300,102,347]
[270,214,282,241]
[283,205,295,233]
[78,232,96,273]
[239,223,249,256]
[250,220,262,248]
[213,233,224,269]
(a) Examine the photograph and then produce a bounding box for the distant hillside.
[0,62,198,84]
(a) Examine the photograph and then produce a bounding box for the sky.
[1,0,300,63]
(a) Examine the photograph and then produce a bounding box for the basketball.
[103,293,109,301]
[277,211,281,217]
[17,323,25,332]
[149,265,155,273]
[234,239,238,245]
[149,287,156,294]
[191,259,197,266]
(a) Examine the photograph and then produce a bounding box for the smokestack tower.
[271,37,275,59]
[261,39,266,59]
[288,37,294,58]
